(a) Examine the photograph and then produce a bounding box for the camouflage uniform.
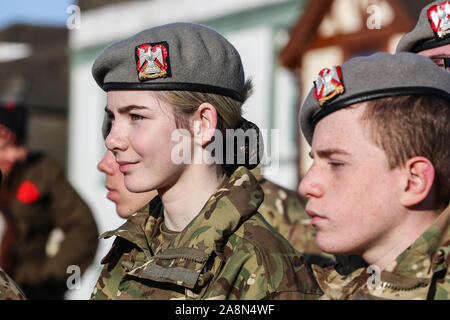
[311,205,450,300]
[251,167,333,266]
[91,167,322,300]
[0,267,25,300]
[0,152,99,299]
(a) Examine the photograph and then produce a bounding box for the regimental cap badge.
[136,42,171,81]
[428,1,450,38]
[314,65,344,106]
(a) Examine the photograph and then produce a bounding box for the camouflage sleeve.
[0,268,26,300]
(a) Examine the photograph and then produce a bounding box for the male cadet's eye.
[431,57,450,70]
[328,161,344,168]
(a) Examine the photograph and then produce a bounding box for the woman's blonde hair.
[154,79,253,134]
[155,79,263,173]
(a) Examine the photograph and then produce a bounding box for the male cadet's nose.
[298,168,323,199]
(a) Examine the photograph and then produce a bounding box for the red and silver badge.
[136,42,170,81]
[314,66,344,106]
[428,1,450,38]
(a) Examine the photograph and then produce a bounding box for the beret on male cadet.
[92,22,245,101]
[299,52,450,145]
[396,1,450,53]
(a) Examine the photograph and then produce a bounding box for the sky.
[0,0,75,30]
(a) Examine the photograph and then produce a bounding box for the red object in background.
[4,100,16,111]
[16,181,40,203]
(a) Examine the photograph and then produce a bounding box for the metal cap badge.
[136,42,171,81]
[314,66,344,106]
[428,1,450,38]
[396,1,450,53]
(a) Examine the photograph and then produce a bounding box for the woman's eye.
[130,114,144,121]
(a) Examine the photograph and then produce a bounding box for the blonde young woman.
[90,22,320,300]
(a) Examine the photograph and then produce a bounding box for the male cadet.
[0,169,25,300]
[298,52,450,299]
[396,0,450,70]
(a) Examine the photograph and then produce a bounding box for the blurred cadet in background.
[0,266,25,300]
[0,169,26,300]
[0,100,99,300]
[396,0,450,70]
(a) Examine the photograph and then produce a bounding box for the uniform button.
[197,271,214,287]
[432,249,445,268]
[121,260,134,271]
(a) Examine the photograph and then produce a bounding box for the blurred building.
[279,0,430,176]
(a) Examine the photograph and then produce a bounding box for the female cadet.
[90,22,320,300]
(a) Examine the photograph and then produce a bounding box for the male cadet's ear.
[194,103,218,147]
[400,156,436,207]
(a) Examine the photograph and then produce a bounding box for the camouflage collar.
[99,203,152,258]
[312,204,450,300]
[166,166,263,252]
[100,166,264,289]
[387,204,450,278]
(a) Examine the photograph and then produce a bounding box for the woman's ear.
[193,103,218,147]
[400,156,436,207]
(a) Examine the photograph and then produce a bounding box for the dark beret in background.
[299,52,450,145]
[0,101,28,145]
[396,0,450,53]
[92,22,245,101]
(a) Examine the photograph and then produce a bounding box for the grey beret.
[396,1,450,53]
[299,52,450,145]
[92,22,245,101]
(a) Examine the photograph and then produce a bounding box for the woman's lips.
[117,160,138,173]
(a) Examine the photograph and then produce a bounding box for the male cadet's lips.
[117,160,138,173]
[305,208,327,226]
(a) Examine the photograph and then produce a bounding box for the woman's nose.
[105,121,128,152]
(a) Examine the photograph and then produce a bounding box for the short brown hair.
[360,95,450,205]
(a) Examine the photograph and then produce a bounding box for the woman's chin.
[124,179,157,194]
